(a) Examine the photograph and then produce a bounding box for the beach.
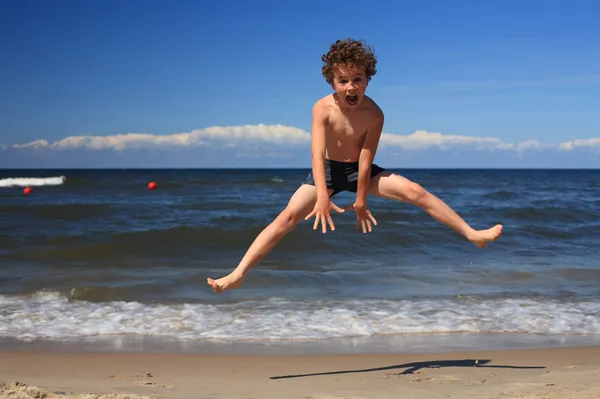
[3,0,600,395]
[1,169,599,398]
[2,346,600,398]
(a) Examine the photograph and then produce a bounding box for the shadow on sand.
[270,358,546,380]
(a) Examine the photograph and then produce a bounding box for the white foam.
[0,292,598,341]
[0,176,66,187]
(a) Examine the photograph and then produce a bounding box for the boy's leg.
[207,184,334,293]
[369,171,502,248]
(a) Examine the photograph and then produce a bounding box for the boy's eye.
[339,79,348,84]
[354,78,362,82]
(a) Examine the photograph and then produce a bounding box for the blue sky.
[1,0,599,168]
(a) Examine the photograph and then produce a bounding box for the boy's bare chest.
[328,116,368,140]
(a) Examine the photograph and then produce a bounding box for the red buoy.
[148,181,157,190]
[23,187,32,195]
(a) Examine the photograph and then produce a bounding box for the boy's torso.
[320,94,381,163]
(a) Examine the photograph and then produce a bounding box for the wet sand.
[2,346,599,398]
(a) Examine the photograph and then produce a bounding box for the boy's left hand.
[344,202,377,233]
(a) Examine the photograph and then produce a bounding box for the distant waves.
[0,176,66,187]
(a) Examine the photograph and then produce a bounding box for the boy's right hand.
[305,198,345,234]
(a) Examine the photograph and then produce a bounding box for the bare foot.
[468,224,503,248]
[207,272,244,294]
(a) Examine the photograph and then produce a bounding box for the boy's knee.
[403,182,427,203]
[274,208,301,231]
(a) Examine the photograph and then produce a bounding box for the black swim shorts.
[302,159,386,196]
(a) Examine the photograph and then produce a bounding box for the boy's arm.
[311,102,330,202]
[355,108,384,208]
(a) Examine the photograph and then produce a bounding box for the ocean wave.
[0,291,598,341]
[0,176,66,187]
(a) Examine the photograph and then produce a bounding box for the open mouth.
[346,95,358,105]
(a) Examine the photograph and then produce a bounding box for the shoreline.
[2,345,599,398]
[2,331,600,356]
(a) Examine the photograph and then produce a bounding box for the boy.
[207,38,502,294]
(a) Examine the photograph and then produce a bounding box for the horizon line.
[1,167,599,171]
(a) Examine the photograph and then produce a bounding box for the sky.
[1,0,599,168]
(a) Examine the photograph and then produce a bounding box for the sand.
[1,346,599,399]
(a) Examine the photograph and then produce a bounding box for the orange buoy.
[148,181,157,190]
[23,187,32,195]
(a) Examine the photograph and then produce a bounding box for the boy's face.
[331,65,368,109]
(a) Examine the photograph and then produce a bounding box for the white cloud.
[380,130,508,151]
[557,138,600,151]
[10,124,309,151]
[12,140,51,150]
[5,124,599,154]
[514,140,548,151]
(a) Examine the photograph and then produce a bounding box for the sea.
[1,168,599,355]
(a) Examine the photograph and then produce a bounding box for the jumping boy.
[207,38,503,294]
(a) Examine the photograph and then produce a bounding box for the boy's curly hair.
[321,38,377,84]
